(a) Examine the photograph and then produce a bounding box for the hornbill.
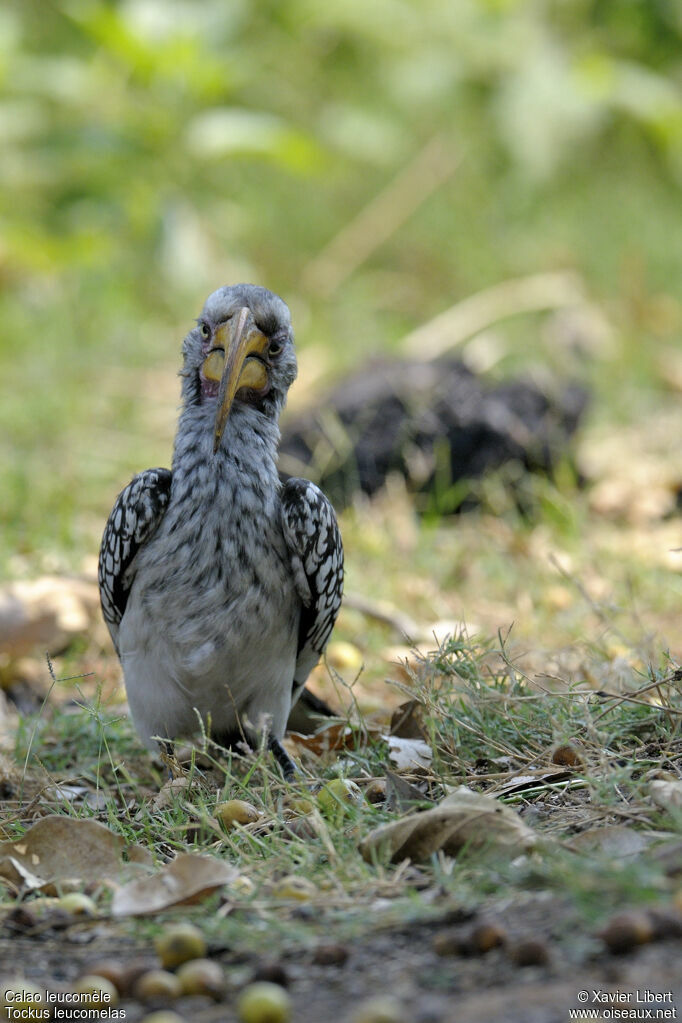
[98,285,344,776]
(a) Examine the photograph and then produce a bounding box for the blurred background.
[1,0,682,695]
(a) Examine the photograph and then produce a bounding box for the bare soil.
[2,894,680,1023]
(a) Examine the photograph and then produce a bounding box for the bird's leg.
[158,739,184,779]
[212,728,297,779]
[267,735,298,780]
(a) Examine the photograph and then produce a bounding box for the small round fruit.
[114,964,151,997]
[326,641,363,671]
[551,743,584,768]
[2,982,44,1018]
[317,779,363,821]
[176,959,225,999]
[134,970,182,1002]
[270,875,318,901]
[282,795,315,816]
[81,960,127,995]
[229,874,256,897]
[508,938,550,967]
[237,981,292,1023]
[154,922,206,968]
[364,780,387,804]
[72,975,118,1008]
[58,893,98,916]
[468,921,507,954]
[312,942,349,966]
[598,911,654,954]
[216,799,260,829]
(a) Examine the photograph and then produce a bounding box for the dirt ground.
[2,894,680,1023]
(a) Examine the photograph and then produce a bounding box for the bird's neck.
[171,401,282,492]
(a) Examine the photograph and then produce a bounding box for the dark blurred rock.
[279,357,588,512]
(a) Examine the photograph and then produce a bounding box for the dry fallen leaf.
[567,825,653,859]
[389,700,427,740]
[650,777,682,815]
[111,853,239,917]
[382,735,433,771]
[286,723,356,757]
[359,786,537,864]
[150,776,196,811]
[286,721,382,758]
[0,576,99,660]
[384,770,431,813]
[0,816,151,890]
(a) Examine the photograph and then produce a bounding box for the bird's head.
[182,284,297,452]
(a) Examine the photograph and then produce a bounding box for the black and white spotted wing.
[280,477,344,693]
[98,468,172,649]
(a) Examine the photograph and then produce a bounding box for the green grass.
[7,626,680,949]
[1,4,682,999]
[1,2,682,571]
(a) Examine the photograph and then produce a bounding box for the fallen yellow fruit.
[154,922,206,968]
[237,981,292,1023]
[317,778,363,822]
[216,798,261,829]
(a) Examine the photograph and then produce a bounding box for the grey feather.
[97,285,343,764]
[281,477,344,693]
[98,468,172,651]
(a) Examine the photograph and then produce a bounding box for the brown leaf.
[567,825,653,859]
[150,776,195,811]
[286,723,355,756]
[0,856,45,890]
[650,777,682,814]
[0,816,151,890]
[286,722,381,757]
[111,853,239,917]
[0,576,99,659]
[389,700,427,740]
[382,734,433,771]
[359,786,537,864]
[384,770,431,813]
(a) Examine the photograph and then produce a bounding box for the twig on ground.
[343,591,420,641]
[401,271,586,359]
[593,690,682,718]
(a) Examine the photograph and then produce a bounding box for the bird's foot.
[212,729,299,779]
[267,735,299,780]
[158,739,185,779]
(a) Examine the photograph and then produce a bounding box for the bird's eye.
[268,339,283,357]
[200,322,211,339]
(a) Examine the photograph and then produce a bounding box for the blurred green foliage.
[1,0,681,568]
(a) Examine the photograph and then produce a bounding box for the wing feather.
[280,477,344,692]
[98,468,172,650]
